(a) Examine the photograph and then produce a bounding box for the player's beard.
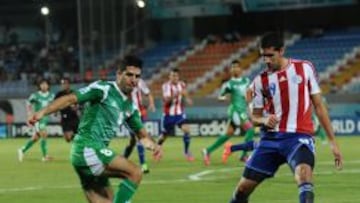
[118,79,133,95]
[266,63,280,72]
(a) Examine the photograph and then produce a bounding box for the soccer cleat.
[185,153,195,162]
[42,155,53,162]
[222,142,233,164]
[141,163,150,174]
[202,148,210,166]
[17,148,24,162]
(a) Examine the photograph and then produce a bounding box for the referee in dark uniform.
[55,77,80,142]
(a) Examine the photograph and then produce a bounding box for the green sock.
[206,135,230,154]
[113,179,138,203]
[241,128,255,158]
[22,140,35,153]
[40,138,48,157]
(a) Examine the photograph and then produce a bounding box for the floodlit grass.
[0,136,358,203]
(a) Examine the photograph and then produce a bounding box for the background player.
[18,79,55,162]
[229,32,343,203]
[55,77,80,142]
[202,60,255,165]
[157,68,194,161]
[27,55,162,203]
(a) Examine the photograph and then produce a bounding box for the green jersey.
[219,77,250,113]
[74,81,143,147]
[28,91,55,124]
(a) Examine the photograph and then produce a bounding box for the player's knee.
[128,166,143,184]
[237,183,253,194]
[295,164,313,183]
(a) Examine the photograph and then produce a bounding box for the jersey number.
[100,149,113,157]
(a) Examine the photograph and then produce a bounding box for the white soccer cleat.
[17,148,24,162]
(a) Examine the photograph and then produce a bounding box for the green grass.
[0,136,358,203]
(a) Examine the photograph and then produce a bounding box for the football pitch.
[0,136,359,203]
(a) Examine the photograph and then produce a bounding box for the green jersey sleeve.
[27,93,36,104]
[126,110,144,133]
[219,81,230,97]
[75,82,106,104]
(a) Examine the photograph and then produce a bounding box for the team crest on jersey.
[269,83,276,96]
[292,75,303,84]
[261,83,276,98]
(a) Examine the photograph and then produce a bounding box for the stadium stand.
[148,35,254,97]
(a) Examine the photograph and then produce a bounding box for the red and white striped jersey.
[131,79,150,117]
[162,80,186,116]
[252,59,321,135]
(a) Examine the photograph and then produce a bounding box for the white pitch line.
[188,170,213,181]
[1,160,359,194]
[187,159,360,181]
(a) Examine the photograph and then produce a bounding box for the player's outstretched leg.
[18,133,39,162]
[222,141,257,164]
[239,124,255,162]
[202,134,230,165]
[183,132,194,161]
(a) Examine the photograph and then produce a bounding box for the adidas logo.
[279,76,287,82]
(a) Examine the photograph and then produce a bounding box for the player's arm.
[249,76,278,128]
[146,93,156,112]
[217,82,229,101]
[28,83,104,125]
[140,79,156,112]
[306,61,342,169]
[181,88,193,105]
[311,93,343,169]
[126,111,162,160]
[28,94,78,125]
[251,108,277,128]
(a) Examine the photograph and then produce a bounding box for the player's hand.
[27,111,44,126]
[152,145,163,161]
[330,141,343,170]
[263,114,279,129]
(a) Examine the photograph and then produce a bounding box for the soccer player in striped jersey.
[123,77,156,173]
[27,55,162,203]
[18,79,54,162]
[202,60,255,165]
[229,32,343,203]
[157,68,194,161]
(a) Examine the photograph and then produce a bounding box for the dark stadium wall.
[190,4,360,38]
[228,4,360,34]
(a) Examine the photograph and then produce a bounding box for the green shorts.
[71,142,117,190]
[228,110,249,127]
[35,119,48,132]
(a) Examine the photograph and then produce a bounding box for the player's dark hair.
[171,68,179,73]
[231,59,240,65]
[260,32,284,50]
[119,55,143,71]
[61,77,70,83]
[38,79,50,89]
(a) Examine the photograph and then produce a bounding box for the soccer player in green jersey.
[27,55,162,203]
[18,79,55,162]
[202,60,255,165]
